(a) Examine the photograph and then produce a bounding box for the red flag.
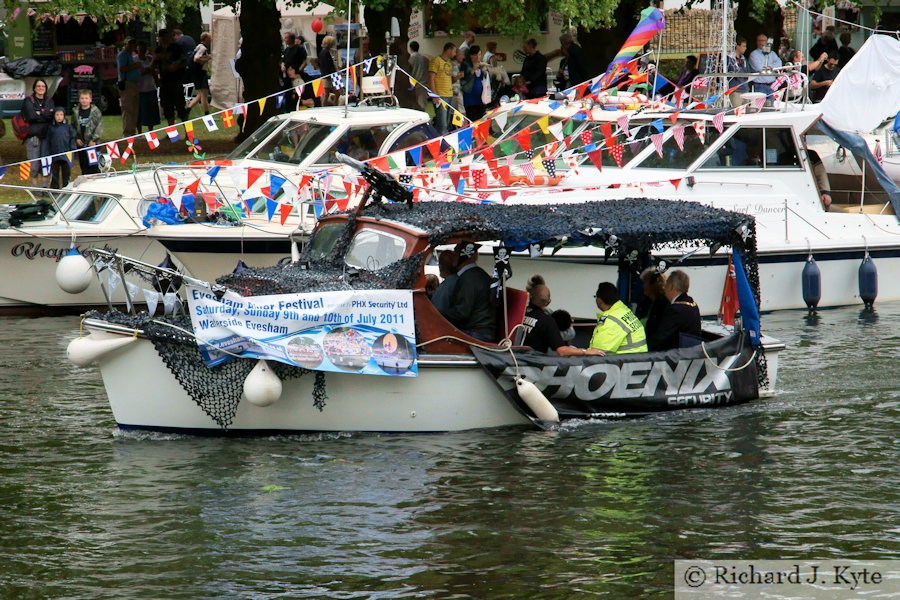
[600,123,614,148]
[586,148,603,170]
[247,167,264,189]
[515,129,531,152]
[482,146,495,164]
[719,256,738,325]
[426,139,442,161]
[670,178,682,189]
[449,170,461,189]
[474,120,490,143]
[167,175,178,195]
[185,178,201,196]
[609,144,623,167]
[371,156,389,172]
[497,164,511,184]
[499,190,515,202]
[279,203,293,225]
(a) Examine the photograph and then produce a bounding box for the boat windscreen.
[228,120,337,165]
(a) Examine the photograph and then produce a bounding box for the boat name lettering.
[11,242,118,262]
[734,203,787,215]
[503,354,740,401]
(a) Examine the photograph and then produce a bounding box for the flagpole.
[344,0,352,118]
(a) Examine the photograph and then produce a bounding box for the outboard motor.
[801,255,821,313]
[858,253,877,310]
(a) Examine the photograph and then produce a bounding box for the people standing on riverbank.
[43,107,77,189]
[70,89,103,176]
[22,79,54,187]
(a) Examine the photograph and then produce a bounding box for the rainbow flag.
[606,7,666,73]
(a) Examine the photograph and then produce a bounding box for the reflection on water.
[1,306,898,598]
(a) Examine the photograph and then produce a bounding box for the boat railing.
[81,247,218,314]
[691,65,809,111]
[0,184,143,232]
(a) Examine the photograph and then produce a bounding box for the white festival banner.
[187,286,418,377]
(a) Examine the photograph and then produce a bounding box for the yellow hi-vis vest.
[589,300,648,354]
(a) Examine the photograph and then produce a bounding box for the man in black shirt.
[809,52,839,103]
[439,242,495,342]
[522,276,602,356]
[157,29,188,125]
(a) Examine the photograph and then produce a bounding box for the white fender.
[55,250,93,294]
[243,360,283,407]
[516,377,559,423]
[67,332,136,367]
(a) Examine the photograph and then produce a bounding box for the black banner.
[472,333,759,421]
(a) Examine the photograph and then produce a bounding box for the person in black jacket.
[42,107,77,189]
[636,267,670,343]
[522,274,600,356]
[439,241,495,342]
[22,78,55,187]
[647,269,701,351]
[520,38,547,98]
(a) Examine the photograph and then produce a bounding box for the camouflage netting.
[89,197,769,426]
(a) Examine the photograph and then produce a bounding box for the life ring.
[594,91,648,109]
[506,174,564,186]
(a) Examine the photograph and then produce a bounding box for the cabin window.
[229,120,337,165]
[227,120,285,159]
[635,121,728,169]
[322,124,401,164]
[345,229,407,271]
[61,194,114,222]
[306,222,347,262]
[700,127,801,169]
[387,123,439,153]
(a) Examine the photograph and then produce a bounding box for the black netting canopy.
[359,198,755,253]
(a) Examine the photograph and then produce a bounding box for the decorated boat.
[70,171,783,434]
[0,106,436,314]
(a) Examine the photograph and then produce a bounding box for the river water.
[1,304,898,598]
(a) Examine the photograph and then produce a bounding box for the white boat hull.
[82,320,781,434]
[0,232,170,312]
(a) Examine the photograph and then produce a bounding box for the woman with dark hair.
[460,45,486,121]
[187,32,212,114]
[636,267,669,342]
[22,78,55,187]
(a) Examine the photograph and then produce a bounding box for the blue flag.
[408,147,421,167]
[732,248,761,346]
[269,174,286,198]
[265,198,278,222]
[206,165,221,181]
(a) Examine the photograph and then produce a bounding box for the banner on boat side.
[472,333,759,421]
[186,286,417,376]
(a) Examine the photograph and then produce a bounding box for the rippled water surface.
[1,305,898,598]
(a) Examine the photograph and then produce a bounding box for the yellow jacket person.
[589,282,648,354]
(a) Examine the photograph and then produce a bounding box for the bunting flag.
[246,167,265,190]
[600,122,615,148]
[184,121,195,141]
[471,169,485,189]
[536,115,550,134]
[735,104,747,117]
[408,146,422,167]
[515,129,532,152]
[580,129,592,146]
[674,87,684,109]
[670,178,682,190]
[120,137,135,163]
[606,7,666,72]
[712,112,725,133]
[202,114,218,132]
[753,95,766,111]
[650,133,664,157]
[311,79,324,97]
[0,166,6,179]
[185,178,201,197]
[258,97,267,115]
[548,121,564,141]
[39,157,50,176]
[474,120,491,143]
[693,121,706,144]
[673,125,686,151]
[520,160,535,183]
[206,165,221,182]
[106,141,120,159]
[616,114,630,138]
[86,147,99,165]
[165,126,180,142]
[609,144,624,167]
[279,202,293,225]
[145,131,160,149]
[541,158,557,178]
[20,162,31,180]
[167,175,178,195]
[451,110,464,127]
[222,109,235,128]
[668,110,681,124]
[426,139,441,161]
[586,147,603,170]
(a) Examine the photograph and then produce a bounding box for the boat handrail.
[0,184,142,232]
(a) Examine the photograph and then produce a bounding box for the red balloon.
[311,18,323,34]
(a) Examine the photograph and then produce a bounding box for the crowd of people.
[417,30,585,135]
[425,244,704,356]
[726,25,855,106]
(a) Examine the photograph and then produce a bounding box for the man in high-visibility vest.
[589,282,648,354]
